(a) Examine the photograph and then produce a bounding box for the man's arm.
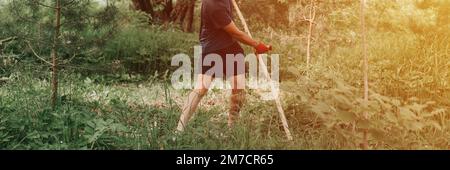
[223,21,258,47]
[223,21,271,54]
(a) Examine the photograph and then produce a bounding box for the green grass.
[1,27,449,150]
[0,66,312,150]
[1,0,449,150]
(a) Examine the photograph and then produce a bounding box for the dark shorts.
[199,42,245,78]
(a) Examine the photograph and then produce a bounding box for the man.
[176,0,272,131]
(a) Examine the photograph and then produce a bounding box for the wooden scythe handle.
[231,0,293,141]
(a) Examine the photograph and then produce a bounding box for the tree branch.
[26,41,53,66]
[62,0,77,7]
[36,2,57,9]
[61,53,77,65]
[0,37,17,45]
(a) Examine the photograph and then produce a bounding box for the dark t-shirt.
[200,0,236,54]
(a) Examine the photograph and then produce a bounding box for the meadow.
[0,0,448,150]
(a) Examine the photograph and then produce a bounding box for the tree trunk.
[161,0,173,24]
[131,0,195,32]
[306,0,316,67]
[360,0,369,150]
[131,0,154,16]
[183,0,195,32]
[170,0,196,32]
[51,0,61,109]
[130,0,175,24]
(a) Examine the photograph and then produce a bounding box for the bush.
[103,25,197,75]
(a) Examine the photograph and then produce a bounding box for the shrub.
[103,25,197,75]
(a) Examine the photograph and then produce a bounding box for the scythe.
[231,0,293,141]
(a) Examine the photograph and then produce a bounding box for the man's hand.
[255,43,272,54]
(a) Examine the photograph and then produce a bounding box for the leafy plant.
[84,118,128,149]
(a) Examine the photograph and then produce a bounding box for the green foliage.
[0,113,12,148]
[283,65,448,149]
[260,0,450,149]
[0,0,198,76]
[103,25,197,74]
[84,118,128,149]
[0,67,297,149]
[0,0,449,150]
[0,0,119,71]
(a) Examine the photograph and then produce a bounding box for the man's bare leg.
[228,74,246,127]
[176,74,213,132]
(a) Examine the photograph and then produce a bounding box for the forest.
[0,0,449,150]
